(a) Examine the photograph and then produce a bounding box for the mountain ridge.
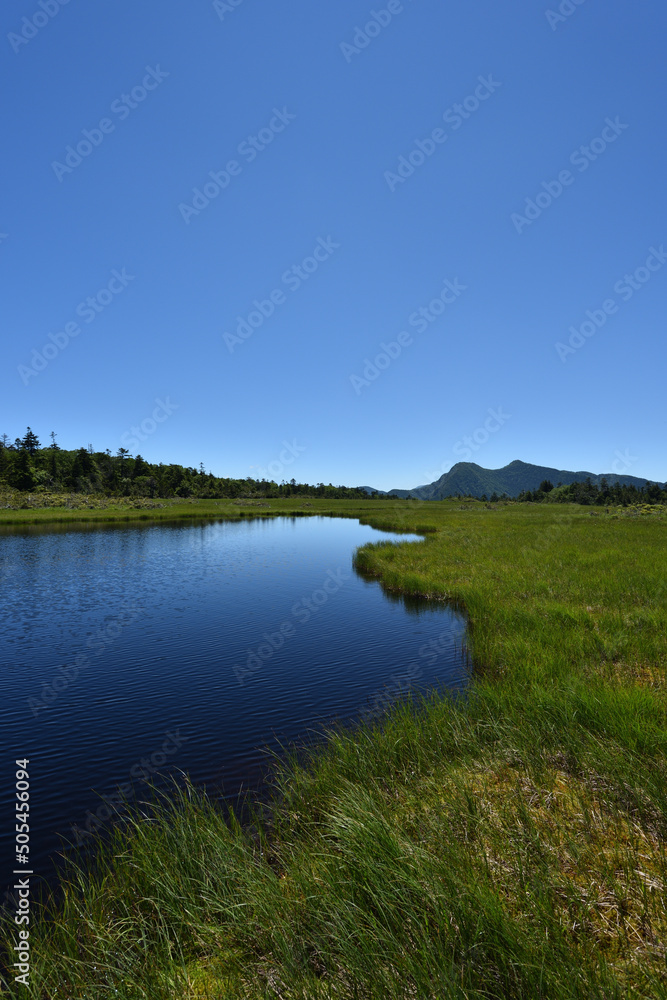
[362,460,665,500]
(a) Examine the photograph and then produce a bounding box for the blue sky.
[2,0,665,490]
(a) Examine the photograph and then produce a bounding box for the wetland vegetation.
[1,496,666,998]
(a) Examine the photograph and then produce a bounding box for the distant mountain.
[371,460,665,500]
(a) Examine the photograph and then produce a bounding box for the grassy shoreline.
[0,496,438,530]
[2,498,666,998]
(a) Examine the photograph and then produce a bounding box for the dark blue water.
[0,515,468,900]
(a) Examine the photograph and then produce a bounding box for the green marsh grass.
[1,499,666,998]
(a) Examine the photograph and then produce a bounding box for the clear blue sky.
[2,0,665,490]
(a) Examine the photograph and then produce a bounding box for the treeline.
[515,477,667,506]
[3,429,664,504]
[0,428,371,500]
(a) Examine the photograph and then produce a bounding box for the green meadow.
[1,498,666,998]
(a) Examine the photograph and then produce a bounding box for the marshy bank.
[1,498,666,998]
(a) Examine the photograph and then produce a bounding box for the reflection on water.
[0,515,469,894]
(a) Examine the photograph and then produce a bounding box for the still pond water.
[0,515,469,894]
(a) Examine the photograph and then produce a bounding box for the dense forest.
[0,428,371,501]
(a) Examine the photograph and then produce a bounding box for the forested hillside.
[0,428,370,501]
[386,459,666,501]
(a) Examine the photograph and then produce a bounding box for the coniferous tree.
[15,449,35,490]
[21,427,41,455]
